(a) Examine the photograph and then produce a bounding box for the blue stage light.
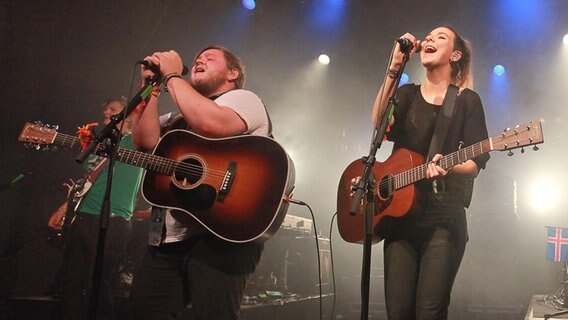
[399,73,409,86]
[493,65,506,76]
[242,0,256,10]
[309,0,345,29]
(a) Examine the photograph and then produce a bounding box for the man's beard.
[191,72,226,97]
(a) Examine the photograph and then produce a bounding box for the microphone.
[396,37,420,53]
[137,60,189,76]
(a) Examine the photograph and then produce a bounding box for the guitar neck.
[53,132,176,174]
[53,132,83,150]
[394,139,491,189]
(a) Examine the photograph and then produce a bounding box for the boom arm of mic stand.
[75,78,158,163]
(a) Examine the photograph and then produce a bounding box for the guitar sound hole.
[377,175,394,200]
[172,157,204,189]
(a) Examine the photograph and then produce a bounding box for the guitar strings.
[375,141,487,191]
[54,134,230,182]
[116,148,229,181]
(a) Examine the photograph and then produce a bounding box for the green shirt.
[77,134,143,219]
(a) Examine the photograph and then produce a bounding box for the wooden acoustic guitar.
[19,122,296,244]
[337,120,544,244]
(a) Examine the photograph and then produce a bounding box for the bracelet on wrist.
[387,68,400,79]
[162,72,183,93]
[151,86,161,98]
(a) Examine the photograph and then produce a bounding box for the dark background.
[1,1,567,319]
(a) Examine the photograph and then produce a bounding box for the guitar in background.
[47,158,107,248]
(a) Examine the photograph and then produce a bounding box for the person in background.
[48,97,143,319]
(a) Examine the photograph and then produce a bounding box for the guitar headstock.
[491,120,544,154]
[18,122,59,151]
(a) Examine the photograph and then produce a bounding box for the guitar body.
[141,130,295,243]
[337,148,424,244]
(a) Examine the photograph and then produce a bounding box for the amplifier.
[281,214,313,234]
[246,214,330,298]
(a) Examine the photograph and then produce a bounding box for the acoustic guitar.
[337,120,544,244]
[19,122,296,244]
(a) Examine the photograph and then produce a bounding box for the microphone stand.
[349,48,410,320]
[75,77,158,320]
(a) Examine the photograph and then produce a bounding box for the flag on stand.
[546,226,568,262]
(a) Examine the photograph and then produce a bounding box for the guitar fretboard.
[393,139,492,190]
[53,132,177,175]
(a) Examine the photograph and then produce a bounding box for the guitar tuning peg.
[508,150,514,156]
[504,127,510,132]
[533,145,539,151]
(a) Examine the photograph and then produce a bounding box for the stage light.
[309,0,346,29]
[529,178,560,214]
[242,0,255,10]
[563,34,568,46]
[318,54,330,65]
[493,64,506,76]
[400,73,409,86]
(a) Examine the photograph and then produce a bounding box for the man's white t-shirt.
[160,89,269,243]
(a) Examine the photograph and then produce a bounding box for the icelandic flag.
[546,226,568,262]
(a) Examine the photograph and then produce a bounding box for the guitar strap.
[85,157,108,185]
[74,157,108,207]
[427,84,458,160]
[427,84,458,195]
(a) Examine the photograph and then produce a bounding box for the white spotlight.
[529,178,560,214]
[563,34,568,46]
[318,54,330,65]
